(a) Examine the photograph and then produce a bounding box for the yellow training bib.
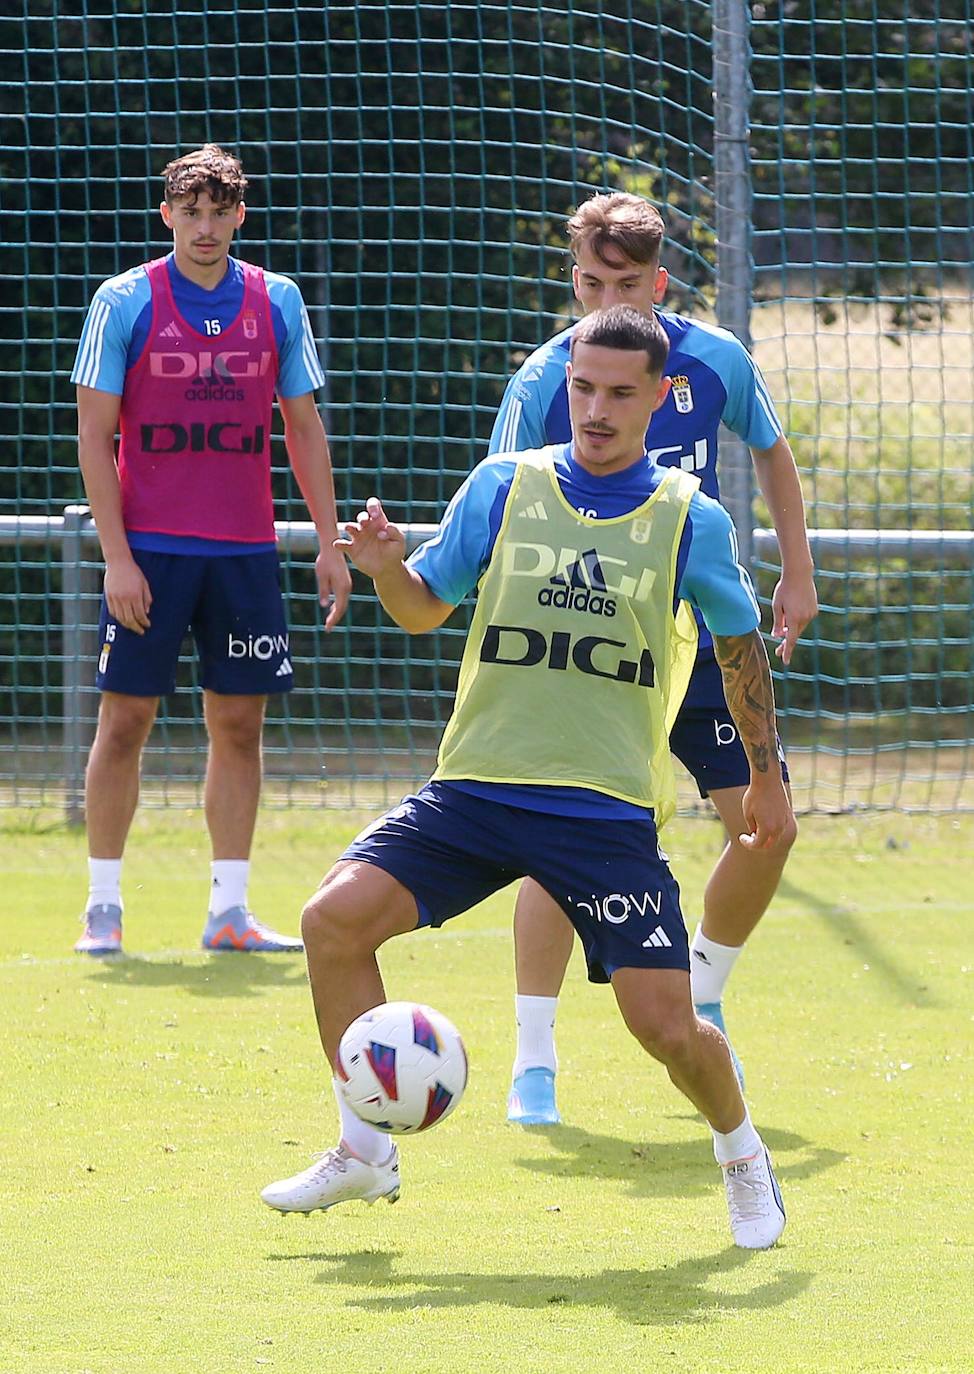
[434,449,699,828]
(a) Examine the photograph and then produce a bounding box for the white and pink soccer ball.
[336,1001,468,1134]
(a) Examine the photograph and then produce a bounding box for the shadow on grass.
[86,951,307,998]
[268,1246,811,1327]
[511,1121,844,1199]
[779,875,940,1008]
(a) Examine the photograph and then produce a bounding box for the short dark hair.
[162,144,247,206]
[567,192,665,268]
[570,306,670,377]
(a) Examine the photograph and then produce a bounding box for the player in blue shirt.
[70,145,350,958]
[493,193,817,1123]
[261,308,793,1250]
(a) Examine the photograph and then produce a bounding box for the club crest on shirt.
[242,311,258,340]
[670,374,694,414]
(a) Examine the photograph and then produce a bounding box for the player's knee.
[301,886,378,961]
[301,889,342,953]
[206,702,264,754]
[627,1008,694,1067]
[95,696,156,754]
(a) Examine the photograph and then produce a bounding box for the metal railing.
[1,507,971,824]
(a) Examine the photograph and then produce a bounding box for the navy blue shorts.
[342,781,688,984]
[670,650,789,798]
[95,549,293,696]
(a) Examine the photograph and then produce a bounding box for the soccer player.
[493,193,817,1123]
[71,144,350,956]
[261,307,794,1250]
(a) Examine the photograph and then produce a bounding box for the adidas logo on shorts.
[641,925,673,949]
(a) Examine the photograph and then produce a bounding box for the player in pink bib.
[71,144,351,957]
[119,256,279,543]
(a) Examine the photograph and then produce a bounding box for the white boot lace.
[308,1145,351,1179]
[723,1156,770,1224]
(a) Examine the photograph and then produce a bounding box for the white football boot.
[720,1144,786,1249]
[260,1141,400,1214]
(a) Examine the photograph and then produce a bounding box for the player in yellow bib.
[261,307,796,1249]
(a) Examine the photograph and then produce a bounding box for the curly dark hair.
[162,144,248,206]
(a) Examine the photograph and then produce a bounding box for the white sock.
[513,994,558,1077]
[210,860,249,917]
[333,1079,393,1166]
[690,926,743,1005]
[712,1108,762,1167]
[87,858,122,911]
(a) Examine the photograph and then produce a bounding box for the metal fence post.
[713,0,755,571]
[62,504,99,825]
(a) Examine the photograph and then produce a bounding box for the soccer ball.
[336,1001,468,1135]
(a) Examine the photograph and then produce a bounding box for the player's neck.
[170,246,232,291]
[570,445,647,479]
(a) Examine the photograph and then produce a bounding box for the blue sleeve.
[487,339,572,454]
[681,324,782,451]
[266,274,325,396]
[488,367,549,455]
[677,492,762,636]
[718,337,782,450]
[406,455,518,604]
[71,269,150,394]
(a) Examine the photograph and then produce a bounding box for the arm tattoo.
[712,630,779,776]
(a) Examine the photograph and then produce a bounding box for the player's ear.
[571,262,582,302]
[236,201,246,228]
[653,265,669,304]
[160,200,172,228]
[651,375,672,412]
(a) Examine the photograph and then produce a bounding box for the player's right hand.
[104,557,152,635]
[739,776,797,853]
[335,497,406,580]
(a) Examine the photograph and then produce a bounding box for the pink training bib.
[118,257,279,542]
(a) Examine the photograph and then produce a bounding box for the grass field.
[2,807,972,1374]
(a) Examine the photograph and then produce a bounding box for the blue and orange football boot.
[74,903,123,956]
[201,905,303,953]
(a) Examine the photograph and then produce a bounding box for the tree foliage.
[1,2,969,728]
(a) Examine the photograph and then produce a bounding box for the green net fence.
[1,1,971,815]
[749,4,974,811]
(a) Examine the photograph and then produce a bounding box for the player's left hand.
[739,777,797,852]
[771,569,818,664]
[314,542,353,631]
[335,497,407,580]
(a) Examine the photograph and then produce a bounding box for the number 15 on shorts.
[98,623,117,675]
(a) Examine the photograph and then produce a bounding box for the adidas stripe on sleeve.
[715,334,782,451]
[487,340,572,455]
[488,372,547,455]
[71,275,146,395]
[267,274,326,396]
